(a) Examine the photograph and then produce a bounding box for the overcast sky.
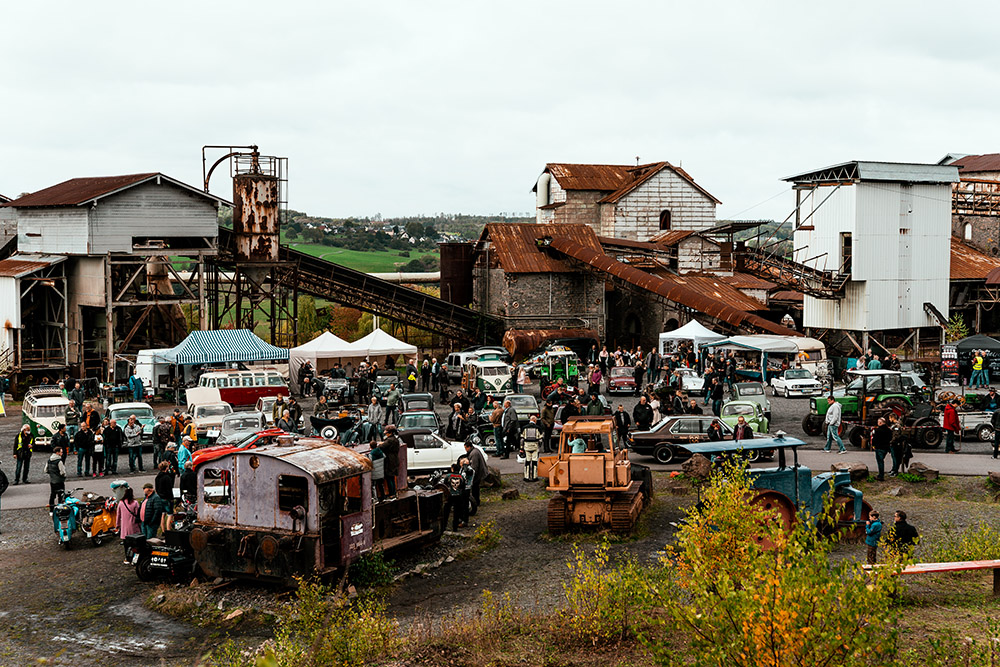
[2,2,996,222]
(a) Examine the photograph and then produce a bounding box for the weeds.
[897,472,926,484]
[348,551,396,588]
[931,520,1000,562]
[470,518,501,552]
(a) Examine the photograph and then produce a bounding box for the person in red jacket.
[942,400,960,453]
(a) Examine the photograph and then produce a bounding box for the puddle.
[51,630,167,654]
[50,597,193,656]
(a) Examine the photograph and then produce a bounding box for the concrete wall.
[604,169,717,241]
[67,257,107,366]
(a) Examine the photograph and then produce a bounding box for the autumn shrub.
[644,461,905,667]
[931,520,1000,562]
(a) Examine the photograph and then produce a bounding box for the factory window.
[659,210,672,231]
[278,474,309,512]
[965,222,973,241]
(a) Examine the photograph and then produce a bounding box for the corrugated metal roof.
[3,172,231,208]
[481,223,602,274]
[951,154,1000,174]
[658,272,767,312]
[648,230,697,247]
[0,254,66,279]
[783,161,959,184]
[769,290,805,302]
[0,193,10,204]
[239,439,372,484]
[728,272,777,290]
[538,162,721,205]
[546,236,799,337]
[951,237,1000,281]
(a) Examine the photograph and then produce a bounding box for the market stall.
[657,320,726,355]
[346,329,418,367]
[289,331,354,383]
[702,335,826,384]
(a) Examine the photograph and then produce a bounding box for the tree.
[285,228,298,240]
[946,314,971,343]
[328,307,363,340]
[405,221,425,239]
[297,296,322,341]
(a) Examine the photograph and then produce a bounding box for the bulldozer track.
[547,496,567,534]
[610,483,644,534]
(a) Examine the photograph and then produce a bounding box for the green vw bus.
[22,386,70,448]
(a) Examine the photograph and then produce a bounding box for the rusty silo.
[439,241,475,306]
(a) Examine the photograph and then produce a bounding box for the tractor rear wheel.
[822,496,873,542]
[801,414,824,437]
[748,490,795,550]
[848,425,866,449]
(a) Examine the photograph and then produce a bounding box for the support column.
[198,252,207,331]
[104,255,114,381]
[861,331,869,355]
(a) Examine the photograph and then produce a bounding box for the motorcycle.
[124,530,198,582]
[52,488,85,549]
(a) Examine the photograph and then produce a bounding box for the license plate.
[131,553,139,565]
[207,429,220,438]
[60,521,68,529]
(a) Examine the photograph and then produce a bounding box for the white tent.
[658,320,726,354]
[347,329,418,360]
[289,331,353,381]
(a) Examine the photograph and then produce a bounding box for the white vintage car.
[398,428,489,475]
[770,368,823,398]
[675,368,705,393]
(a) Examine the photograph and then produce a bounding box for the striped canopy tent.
[156,329,289,366]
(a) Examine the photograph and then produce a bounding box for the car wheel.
[977,424,994,442]
[784,388,790,399]
[746,448,761,463]
[484,434,497,451]
[653,444,675,464]
[320,425,338,440]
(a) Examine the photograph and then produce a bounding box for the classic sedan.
[770,369,823,398]
[630,415,732,464]
[675,368,705,393]
[607,366,637,395]
[105,402,156,442]
[397,410,442,435]
[731,382,771,420]
[719,400,769,434]
[398,428,489,475]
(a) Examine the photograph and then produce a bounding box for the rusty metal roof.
[657,272,767,313]
[538,162,721,205]
[769,290,805,302]
[546,236,799,337]
[502,328,599,358]
[952,154,1000,175]
[0,254,66,279]
[728,272,777,290]
[3,172,231,208]
[648,230,697,247]
[0,193,9,203]
[238,439,372,484]
[480,223,602,274]
[951,237,1000,281]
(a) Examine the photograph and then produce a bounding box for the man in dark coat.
[103,419,124,475]
[732,416,754,441]
[381,425,401,495]
[633,396,654,431]
[613,404,632,446]
[886,510,919,555]
[461,439,488,506]
[499,399,520,460]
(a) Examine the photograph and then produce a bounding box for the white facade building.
[786,161,958,332]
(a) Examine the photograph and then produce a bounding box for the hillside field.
[286,243,438,273]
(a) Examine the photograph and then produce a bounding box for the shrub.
[930,520,1000,562]
[348,551,396,588]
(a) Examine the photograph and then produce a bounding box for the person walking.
[613,404,632,446]
[46,447,67,513]
[942,400,960,453]
[461,438,488,506]
[521,414,542,482]
[871,417,892,481]
[124,415,144,472]
[710,378,725,417]
[116,487,142,539]
[823,396,846,454]
[865,510,883,564]
[74,421,94,477]
[500,399,520,460]
[13,424,33,485]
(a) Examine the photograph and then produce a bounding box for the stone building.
[472,223,606,339]
[532,162,719,242]
[941,153,1000,257]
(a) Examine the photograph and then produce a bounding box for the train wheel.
[749,490,795,550]
[823,496,873,542]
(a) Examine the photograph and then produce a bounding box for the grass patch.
[286,244,437,273]
[146,584,274,630]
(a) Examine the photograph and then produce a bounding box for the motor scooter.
[79,480,128,546]
[52,488,84,549]
[125,530,198,582]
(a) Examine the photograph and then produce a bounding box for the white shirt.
[824,401,842,427]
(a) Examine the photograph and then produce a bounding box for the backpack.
[46,458,60,476]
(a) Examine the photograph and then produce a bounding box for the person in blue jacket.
[865,510,883,565]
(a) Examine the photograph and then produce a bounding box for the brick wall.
[552,191,604,234]
[604,169,716,241]
[953,214,1000,256]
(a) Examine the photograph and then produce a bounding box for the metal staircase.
[738,247,849,300]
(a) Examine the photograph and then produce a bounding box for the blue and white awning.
[156,329,289,366]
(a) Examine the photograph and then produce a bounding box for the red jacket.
[942,404,960,432]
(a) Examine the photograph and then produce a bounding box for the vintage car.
[674,368,705,393]
[500,393,540,425]
[607,366,637,395]
[22,386,70,449]
[320,377,354,405]
[190,402,234,443]
[731,381,772,420]
[396,410,442,435]
[719,400,770,434]
[373,371,402,402]
[397,428,488,475]
[400,392,435,414]
[769,369,823,398]
[256,396,279,426]
[630,414,734,464]
[217,411,268,446]
[193,369,288,408]
[551,396,612,438]
[105,402,157,442]
[189,435,445,584]
[191,427,286,468]
[462,357,513,396]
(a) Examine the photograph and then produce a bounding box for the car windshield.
[223,417,262,432]
[737,385,763,396]
[198,405,231,418]
[113,407,154,420]
[401,415,438,429]
[35,405,66,418]
[723,403,756,416]
[610,367,632,377]
[405,398,433,410]
[483,367,508,376]
[785,370,812,380]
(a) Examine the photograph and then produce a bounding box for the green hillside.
[287,243,439,273]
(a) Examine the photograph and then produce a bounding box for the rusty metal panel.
[502,328,600,358]
[546,163,637,192]
[949,154,1000,174]
[648,229,696,247]
[486,223,602,274]
[233,173,280,262]
[3,173,158,208]
[951,237,999,281]
[0,257,54,278]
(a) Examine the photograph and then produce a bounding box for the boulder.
[830,461,869,483]
[886,486,906,497]
[482,465,503,488]
[989,471,1000,487]
[501,488,520,501]
[907,461,939,481]
[682,454,712,481]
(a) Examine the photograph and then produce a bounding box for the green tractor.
[801,370,923,447]
[538,348,580,396]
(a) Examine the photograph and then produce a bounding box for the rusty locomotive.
[188,435,444,583]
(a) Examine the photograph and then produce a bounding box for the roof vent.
[276,434,295,447]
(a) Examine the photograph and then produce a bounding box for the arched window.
[965,222,973,241]
[659,210,671,231]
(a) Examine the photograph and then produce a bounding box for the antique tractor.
[682,435,872,542]
[538,416,653,534]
